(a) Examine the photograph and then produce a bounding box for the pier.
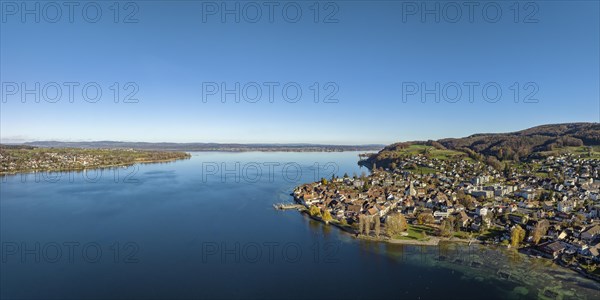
[273,203,305,210]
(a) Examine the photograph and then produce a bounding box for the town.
[293,144,600,281]
[0,145,191,175]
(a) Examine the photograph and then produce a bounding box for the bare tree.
[358,215,365,235]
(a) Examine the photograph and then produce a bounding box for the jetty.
[273,203,305,210]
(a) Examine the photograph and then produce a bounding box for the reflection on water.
[359,239,600,300]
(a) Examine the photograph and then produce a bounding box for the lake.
[1,152,599,299]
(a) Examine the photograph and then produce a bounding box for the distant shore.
[0,157,188,176]
[12,141,384,153]
[0,147,191,176]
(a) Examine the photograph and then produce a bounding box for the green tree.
[339,218,348,226]
[320,178,328,185]
[511,225,526,247]
[322,209,333,224]
[309,206,322,218]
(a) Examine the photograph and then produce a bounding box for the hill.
[361,122,600,169]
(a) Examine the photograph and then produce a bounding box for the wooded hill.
[362,123,600,169]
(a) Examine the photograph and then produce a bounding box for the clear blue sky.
[1,1,599,144]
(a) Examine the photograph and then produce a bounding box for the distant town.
[0,145,191,175]
[293,143,600,281]
[18,141,384,152]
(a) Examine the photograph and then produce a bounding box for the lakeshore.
[0,146,191,175]
[286,200,479,247]
[289,143,600,283]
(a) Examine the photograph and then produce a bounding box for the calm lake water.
[1,152,599,299]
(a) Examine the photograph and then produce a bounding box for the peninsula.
[0,145,191,175]
[292,123,600,281]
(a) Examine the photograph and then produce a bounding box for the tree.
[459,195,475,210]
[309,206,321,218]
[511,225,526,247]
[374,217,381,238]
[320,178,328,185]
[532,221,549,244]
[364,216,371,236]
[322,209,333,224]
[449,216,460,232]
[358,215,366,235]
[386,213,408,237]
[485,156,504,171]
[417,212,433,225]
[339,218,348,226]
[439,219,454,237]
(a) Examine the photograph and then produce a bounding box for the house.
[455,211,471,228]
[301,193,320,206]
[526,219,549,232]
[537,241,566,259]
[471,176,490,185]
[345,205,362,217]
[367,207,379,216]
[433,211,449,218]
[470,189,494,199]
[508,213,528,225]
[581,225,600,241]
[515,188,536,200]
[476,207,489,217]
[557,200,575,213]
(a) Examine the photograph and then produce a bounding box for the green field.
[538,146,600,159]
[384,144,472,161]
[406,145,469,160]
[395,224,436,241]
[409,166,438,174]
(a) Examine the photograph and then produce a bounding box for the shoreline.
[0,156,190,177]
[293,203,600,283]
[296,205,479,246]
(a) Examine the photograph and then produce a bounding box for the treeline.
[361,122,600,171]
[439,122,599,161]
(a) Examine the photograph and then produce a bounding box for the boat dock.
[273,203,305,210]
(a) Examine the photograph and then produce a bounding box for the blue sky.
[1,1,599,144]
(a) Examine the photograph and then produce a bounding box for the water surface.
[1,152,598,299]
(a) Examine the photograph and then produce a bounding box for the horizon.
[2,121,598,146]
[2,2,598,144]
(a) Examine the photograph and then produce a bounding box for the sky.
[1,0,599,145]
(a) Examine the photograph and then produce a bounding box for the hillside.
[362,122,600,169]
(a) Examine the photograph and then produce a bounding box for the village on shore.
[0,146,191,175]
[292,145,600,280]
